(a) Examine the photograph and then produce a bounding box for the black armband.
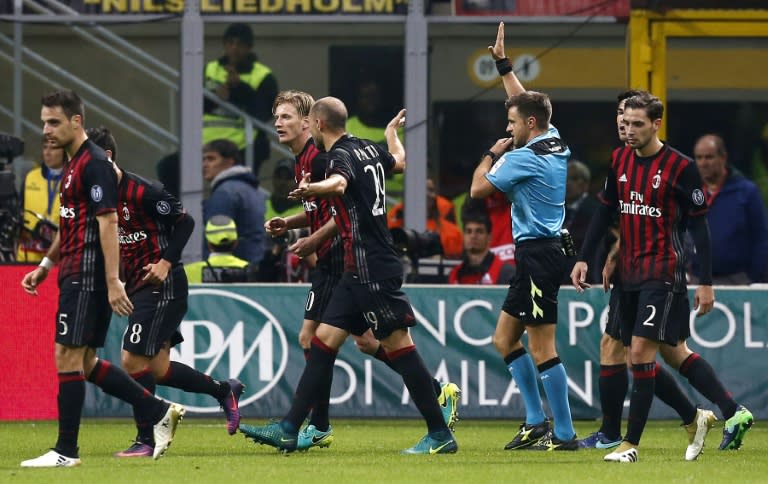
[482,150,499,162]
[496,58,513,76]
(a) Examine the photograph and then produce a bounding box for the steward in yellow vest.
[185,215,253,283]
[204,23,278,174]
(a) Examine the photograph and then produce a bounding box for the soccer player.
[572,92,753,463]
[240,97,457,454]
[470,22,576,451]
[86,127,244,458]
[20,90,184,467]
[579,91,718,463]
[252,91,459,451]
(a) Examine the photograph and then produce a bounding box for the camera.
[0,133,24,261]
[0,133,24,167]
[390,228,457,283]
[286,227,310,245]
[390,228,443,260]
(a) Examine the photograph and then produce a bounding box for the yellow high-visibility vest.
[203,60,272,148]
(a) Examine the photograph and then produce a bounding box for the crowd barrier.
[2,264,765,421]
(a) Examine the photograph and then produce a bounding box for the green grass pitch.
[1,418,764,483]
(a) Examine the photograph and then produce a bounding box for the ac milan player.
[579,91,718,463]
[20,90,183,467]
[241,97,457,454]
[572,92,753,462]
[86,127,244,458]
[247,91,459,452]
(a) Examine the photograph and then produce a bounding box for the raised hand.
[488,21,506,61]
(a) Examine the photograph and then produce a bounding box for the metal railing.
[3,1,292,164]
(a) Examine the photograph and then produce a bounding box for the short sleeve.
[83,158,118,215]
[485,150,535,193]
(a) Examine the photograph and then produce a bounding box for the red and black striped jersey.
[326,135,402,283]
[57,139,118,290]
[295,139,343,274]
[599,144,708,292]
[117,171,186,296]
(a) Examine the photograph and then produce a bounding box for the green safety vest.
[185,253,250,283]
[346,116,404,202]
[264,198,304,222]
[203,60,272,149]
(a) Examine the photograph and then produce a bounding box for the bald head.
[310,97,348,132]
[694,134,727,186]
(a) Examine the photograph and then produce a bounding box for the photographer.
[16,138,65,262]
[185,215,253,283]
[258,225,313,282]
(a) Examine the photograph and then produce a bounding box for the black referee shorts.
[501,238,567,325]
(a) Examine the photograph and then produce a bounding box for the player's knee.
[600,334,626,365]
[492,331,522,357]
[298,331,312,350]
[659,343,690,370]
[54,344,85,372]
[354,336,378,356]
[526,341,556,365]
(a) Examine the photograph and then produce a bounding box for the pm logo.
[165,288,288,413]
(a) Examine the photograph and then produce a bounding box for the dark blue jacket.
[203,165,266,265]
[693,166,768,283]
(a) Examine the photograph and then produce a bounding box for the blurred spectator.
[202,139,266,268]
[448,213,515,284]
[264,158,303,221]
[157,24,279,196]
[563,159,601,283]
[185,215,252,283]
[259,158,310,282]
[16,138,64,262]
[456,190,515,264]
[388,178,463,259]
[346,79,405,202]
[691,134,768,284]
[204,23,278,177]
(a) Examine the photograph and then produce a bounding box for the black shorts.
[56,277,112,347]
[322,273,416,340]
[122,286,186,357]
[304,269,341,322]
[501,238,566,325]
[618,289,690,347]
[604,286,623,341]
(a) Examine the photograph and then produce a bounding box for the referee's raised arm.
[488,22,526,98]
